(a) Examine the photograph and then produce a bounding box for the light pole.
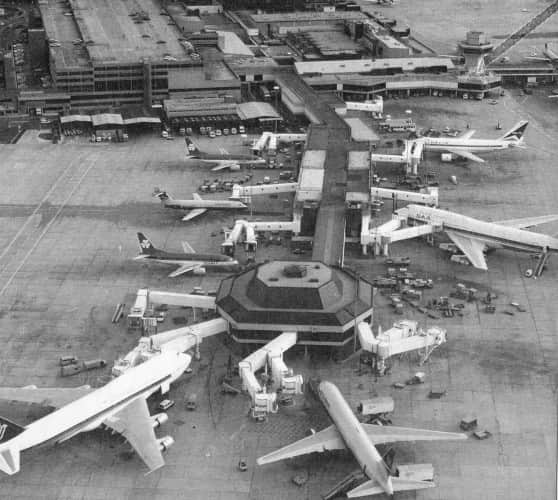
[273,85,280,133]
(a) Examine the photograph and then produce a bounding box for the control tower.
[458,31,494,74]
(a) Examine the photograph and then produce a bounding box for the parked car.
[158,399,175,411]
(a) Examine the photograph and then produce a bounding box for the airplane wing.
[446,230,488,270]
[362,423,467,445]
[182,208,207,221]
[445,148,485,163]
[181,241,195,253]
[257,425,345,465]
[493,214,558,229]
[211,161,239,172]
[348,478,435,498]
[458,130,476,140]
[0,386,92,408]
[168,262,203,278]
[104,397,165,473]
[524,56,550,62]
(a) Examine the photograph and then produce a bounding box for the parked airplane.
[418,120,528,163]
[135,232,239,277]
[258,381,466,497]
[185,137,266,171]
[395,204,558,270]
[0,351,190,475]
[525,43,558,63]
[153,189,247,222]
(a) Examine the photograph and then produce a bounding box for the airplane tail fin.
[137,232,157,255]
[499,120,528,143]
[0,416,24,475]
[153,188,171,203]
[0,445,20,475]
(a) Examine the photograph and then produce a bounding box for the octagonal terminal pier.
[215,261,373,345]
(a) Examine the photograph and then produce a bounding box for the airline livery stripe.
[407,219,553,252]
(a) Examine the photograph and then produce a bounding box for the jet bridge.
[238,332,303,420]
[222,218,302,257]
[230,182,297,201]
[147,290,216,310]
[361,212,440,255]
[371,186,438,208]
[222,219,258,256]
[358,320,446,375]
[371,140,423,175]
[112,317,228,377]
[251,132,307,155]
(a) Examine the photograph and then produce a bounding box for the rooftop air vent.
[282,265,307,278]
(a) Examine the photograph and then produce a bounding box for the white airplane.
[394,204,558,270]
[0,351,190,475]
[418,120,528,163]
[525,43,558,63]
[135,232,240,277]
[185,137,266,171]
[153,189,247,222]
[258,381,466,497]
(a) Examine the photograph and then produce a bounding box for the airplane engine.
[193,267,206,275]
[158,435,174,452]
[230,164,241,171]
[151,412,169,429]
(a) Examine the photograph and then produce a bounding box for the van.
[158,399,175,411]
[161,130,169,139]
[186,393,197,410]
[223,128,229,135]
[209,130,216,138]
[231,127,237,135]
[238,125,245,134]
[215,129,222,137]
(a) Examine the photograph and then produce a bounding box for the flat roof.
[237,101,281,121]
[301,150,327,169]
[250,11,366,23]
[295,57,455,75]
[344,118,380,142]
[40,0,194,68]
[348,150,370,170]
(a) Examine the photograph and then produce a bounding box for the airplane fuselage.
[404,205,558,254]
[10,352,190,452]
[163,199,247,211]
[186,153,265,165]
[143,250,239,271]
[318,381,393,496]
[421,137,513,153]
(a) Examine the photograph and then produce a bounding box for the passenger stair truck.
[239,332,303,420]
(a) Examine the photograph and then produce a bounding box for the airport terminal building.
[38,0,205,111]
[216,261,374,346]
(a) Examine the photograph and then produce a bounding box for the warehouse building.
[163,97,281,129]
